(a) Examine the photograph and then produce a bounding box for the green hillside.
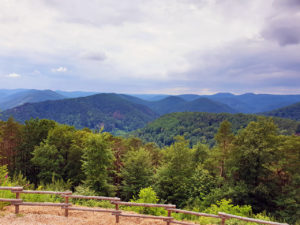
[133,112,299,147]
[0,93,158,133]
[0,89,65,110]
[123,95,236,115]
[263,102,300,121]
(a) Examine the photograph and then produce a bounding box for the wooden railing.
[0,186,289,225]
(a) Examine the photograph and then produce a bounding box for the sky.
[0,0,300,95]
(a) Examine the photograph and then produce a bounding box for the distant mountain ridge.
[121,95,236,115]
[262,102,300,121]
[1,89,300,113]
[126,93,300,113]
[0,93,158,133]
[0,89,65,110]
[178,93,300,113]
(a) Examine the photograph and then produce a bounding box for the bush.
[125,187,167,216]
[72,185,114,208]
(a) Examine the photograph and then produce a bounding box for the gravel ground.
[0,205,166,225]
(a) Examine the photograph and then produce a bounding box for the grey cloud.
[273,0,300,10]
[262,16,300,46]
[81,52,107,61]
[262,0,300,46]
[176,39,300,93]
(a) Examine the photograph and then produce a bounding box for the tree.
[121,147,154,201]
[16,118,56,184]
[82,132,115,196]
[31,142,64,183]
[271,135,300,224]
[228,118,280,213]
[31,124,86,186]
[0,117,22,174]
[155,136,195,207]
[214,120,234,178]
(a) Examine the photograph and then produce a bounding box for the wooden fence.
[0,186,289,225]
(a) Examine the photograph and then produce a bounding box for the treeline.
[0,117,299,224]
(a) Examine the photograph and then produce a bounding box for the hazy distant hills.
[178,93,300,113]
[1,89,299,114]
[0,89,100,110]
[133,112,300,147]
[1,89,300,134]
[120,95,236,115]
[0,89,65,110]
[55,90,99,98]
[128,93,300,113]
[0,93,158,133]
[151,96,236,115]
[263,102,300,121]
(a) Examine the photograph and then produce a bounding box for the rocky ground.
[0,205,166,225]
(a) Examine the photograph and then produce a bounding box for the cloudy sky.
[0,0,300,94]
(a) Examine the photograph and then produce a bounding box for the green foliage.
[0,117,22,174]
[31,124,86,186]
[186,165,216,207]
[155,136,196,208]
[133,112,299,147]
[21,185,63,203]
[271,135,300,224]
[0,165,9,186]
[69,185,114,208]
[0,166,15,209]
[126,187,167,216]
[82,132,115,196]
[198,199,271,225]
[32,142,64,183]
[16,118,56,184]
[213,120,235,178]
[11,172,34,190]
[120,147,154,201]
[228,118,280,212]
[0,116,298,224]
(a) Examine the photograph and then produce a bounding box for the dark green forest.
[133,112,300,147]
[0,93,158,134]
[263,102,300,121]
[0,116,299,224]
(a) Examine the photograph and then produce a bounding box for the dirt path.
[0,205,166,225]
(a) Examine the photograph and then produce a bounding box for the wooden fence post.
[221,217,226,225]
[64,195,69,217]
[115,202,119,223]
[15,191,20,214]
[166,208,172,225]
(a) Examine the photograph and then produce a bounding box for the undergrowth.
[0,167,276,225]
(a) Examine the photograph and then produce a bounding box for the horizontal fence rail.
[218,212,289,225]
[0,186,289,225]
[111,201,176,208]
[168,208,221,218]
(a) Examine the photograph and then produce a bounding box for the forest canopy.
[0,117,299,224]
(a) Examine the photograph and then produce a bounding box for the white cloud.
[0,0,299,94]
[6,73,21,78]
[51,67,68,73]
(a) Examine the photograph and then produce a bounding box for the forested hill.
[133,112,300,147]
[0,89,65,110]
[0,93,158,133]
[121,95,236,115]
[135,93,300,113]
[262,102,300,121]
[200,93,300,113]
